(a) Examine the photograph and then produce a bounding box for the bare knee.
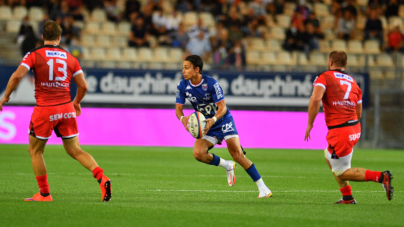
[193,149,207,162]
[231,151,244,163]
[66,147,84,159]
[28,148,43,157]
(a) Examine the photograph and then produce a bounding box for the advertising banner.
[0,66,370,108]
[0,106,328,149]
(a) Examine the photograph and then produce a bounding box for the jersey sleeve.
[313,74,327,91]
[72,58,83,77]
[175,82,186,105]
[211,80,225,103]
[20,51,35,71]
[357,86,363,104]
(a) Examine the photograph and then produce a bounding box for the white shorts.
[202,135,239,146]
[324,148,353,176]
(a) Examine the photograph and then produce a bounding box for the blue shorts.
[203,115,239,145]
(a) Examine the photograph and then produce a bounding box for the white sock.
[218,158,232,170]
[256,178,269,191]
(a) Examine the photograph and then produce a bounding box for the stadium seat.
[364,40,380,54]
[82,47,91,60]
[6,20,21,33]
[154,47,169,63]
[284,3,296,16]
[168,48,183,63]
[346,54,359,67]
[99,61,116,68]
[116,61,132,69]
[359,55,376,67]
[322,16,335,30]
[369,69,384,79]
[314,3,329,17]
[277,51,294,65]
[246,51,261,65]
[81,34,96,47]
[261,52,277,65]
[149,62,164,69]
[101,22,117,35]
[0,6,12,20]
[122,48,138,61]
[90,47,106,61]
[95,35,111,47]
[276,15,291,28]
[388,17,403,30]
[249,38,265,51]
[376,54,394,67]
[295,52,309,66]
[106,48,122,61]
[28,7,44,21]
[384,70,395,79]
[13,6,27,20]
[265,39,282,52]
[73,21,85,30]
[138,48,153,62]
[331,40,347,51]
[118,21,131,36]
[347,40,364,54]
[183,12,198,26]
[111,36,127,48]
[199,12,215,27]
[270,26,286,40]
[323,29,335,40]
[319,40,330,53]
[357,0,368,6]
[356,15,366,30]
[399,5,404,18]
[165,63,180,70]
[309,52,327,66]
[380,16,388,30]
[85,22,100,34]
[91,9,107,22]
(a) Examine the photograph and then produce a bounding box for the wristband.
[212,116,217,122]
[180,116,184,121]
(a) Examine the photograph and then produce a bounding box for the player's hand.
[203,118,215,135]
[0,96,10,111]
[73,101,81,116]
[181,115,190,132]
[304,124,313,141]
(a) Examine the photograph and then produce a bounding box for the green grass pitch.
[0,145,403,227]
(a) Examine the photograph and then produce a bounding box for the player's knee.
[231,151,244,163]
[28,148,43,157]
[193,151,205,162]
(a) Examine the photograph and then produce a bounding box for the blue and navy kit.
[176,74,238,142]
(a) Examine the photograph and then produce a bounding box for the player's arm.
[176,103,189,132]
[304,85,325,141]
[0,65,29,111]
[203,99,226,135]
[72,72,88,116]
[356,103,362,120]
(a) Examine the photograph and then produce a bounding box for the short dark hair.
[329,51,347,68]
[43,20,62,41]
[185,55,203,73]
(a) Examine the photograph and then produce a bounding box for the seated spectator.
[343,0,358,18]
[227,40,246,70]
[229,25,243,43]
[241,8,256,34]
[175,0,192,14]
[385,23,404,53]
[72,5,85,21]
[384,0,399,19]
[170,23,188,49]
[128,17,150,47]
[67,36,83,62]
[56,0,72,21]
[336,10,356,40]
[124,0,141,20]
[38,14,49,36]
[295,0,310,21]
[151,7,167,37]
[282,25,305,52]
[104,0,123,22]
[21,27,37,57]
[185,31,212,61]
[364,9,384,47]
[67,0,83,11]
[266,0,284,16]
[248,0,267,17]
[331,0,343,17]
[188,18,209,40]
[17,16,34,46]
[302,23,324,54]
[166,11,180,34]
[305,12,320,30]
[224,7,242,28]
[292,11,305,31]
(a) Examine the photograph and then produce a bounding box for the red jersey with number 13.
[20,45,82,106]
[313,70,362,127]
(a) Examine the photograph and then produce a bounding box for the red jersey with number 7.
[20,45,82,106]
[313,70,362,127]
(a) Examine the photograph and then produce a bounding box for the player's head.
[42,20,62,44]
[328,51,347,70]
[183,55,203,80]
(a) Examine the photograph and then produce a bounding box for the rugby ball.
[188,111,206,139]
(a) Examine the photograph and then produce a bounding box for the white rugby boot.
[258,188,272,198]
[226,161,236,186]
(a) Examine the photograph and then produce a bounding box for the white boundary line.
[144,189,403,193]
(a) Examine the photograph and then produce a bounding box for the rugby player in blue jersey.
[175,55,272,198]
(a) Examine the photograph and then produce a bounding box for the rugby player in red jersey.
[0,21,112,202]
[304,51,393,204]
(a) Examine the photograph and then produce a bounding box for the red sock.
[340,185,352,197]
[365,170,382,182]
[92,167,104,180]
[36,175,50,195]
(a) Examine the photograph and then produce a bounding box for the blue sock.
[208,154,220,166]
[246,164,261,182]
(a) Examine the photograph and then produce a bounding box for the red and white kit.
[314,70,362,158]
[21,45,83,139]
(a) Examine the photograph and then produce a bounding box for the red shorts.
[326,123,361,158]
[29,102,79,140]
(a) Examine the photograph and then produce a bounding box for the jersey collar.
[189,75,204,87]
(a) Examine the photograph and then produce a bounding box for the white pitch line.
[144,189,403,193]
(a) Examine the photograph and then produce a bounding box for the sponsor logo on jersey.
[334,73,353,82]
[186,92,197,102]
[202,93,211,101]
[213,83,223,99]
[222,122,234,133]
[49,112,76,121]
[186,85,192,90]
[45,50,67,59]
[41,82,70,88]
[202,84,208,91]
[176,89,180,98]
[332,100,356,107]
[349,133,361,141]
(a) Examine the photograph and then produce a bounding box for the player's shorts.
[29,102,79,140]
[202,115,238,146]
[324,148,353,176]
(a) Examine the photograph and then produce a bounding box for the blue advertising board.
[0,66,370,108]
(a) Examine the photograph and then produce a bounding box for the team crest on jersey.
[202,84,208,91]
[45,50,67,59]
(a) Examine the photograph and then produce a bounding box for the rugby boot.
[98,176,112,202]
[226,161,236,186]
[24,193,53,202]
[258,189,272,198]
[381,171,394,201]
[334,198,357,204]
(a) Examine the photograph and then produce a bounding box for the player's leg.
[226,137,272,198]
[62,136,112,202]
[24,135,53,201]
